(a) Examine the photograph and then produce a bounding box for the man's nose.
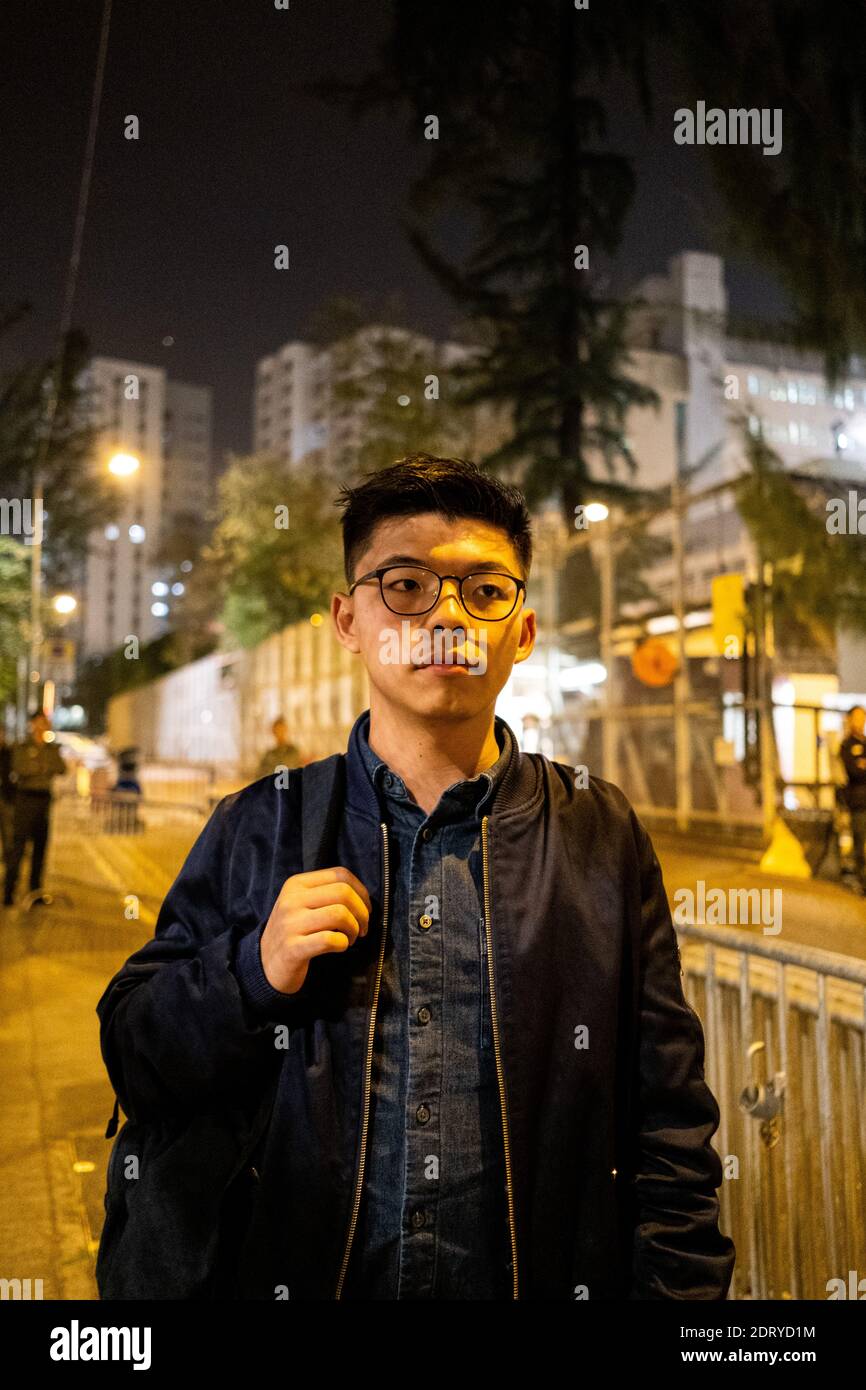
[429,579,467,621]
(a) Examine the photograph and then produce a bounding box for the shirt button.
[418,914,433,930]
[416,1103,430,1124]
[417,1006,431,1025]
[421,827,432,841]
[382,773,394,788]
[411,1210,427,1230]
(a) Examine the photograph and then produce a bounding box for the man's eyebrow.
[374,554,517,573]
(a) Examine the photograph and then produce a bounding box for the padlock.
[738,1039,785,1124]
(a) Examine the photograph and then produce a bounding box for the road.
[653,831,866,961]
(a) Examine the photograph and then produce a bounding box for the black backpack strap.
[105,1094,120,1138]
[300,753,346,872]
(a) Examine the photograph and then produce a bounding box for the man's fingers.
[301,903,364,942]
[284,866,372,913]
[298,881,370,933]
[297,927,359,960]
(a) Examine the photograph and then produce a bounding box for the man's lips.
[412,641,484,669]
[413,661,476,670]
[411,648,482,669]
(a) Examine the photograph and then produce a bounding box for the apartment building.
[252,325,507,471]
[77,358,212,656]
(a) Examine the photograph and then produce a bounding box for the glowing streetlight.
[53,594,77,615]
[584,502,610,523]
[108,451,141,477]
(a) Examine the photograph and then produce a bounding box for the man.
[3,711,67,906]
[255,716,301,781]
[97,453,734,1300]
[840,704,866,887]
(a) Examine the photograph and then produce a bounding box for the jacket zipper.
[478,916,489,1049]
[334,821,391,1299]
[481,814,519,1299]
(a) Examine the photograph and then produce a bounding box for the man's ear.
[331,590,361,654]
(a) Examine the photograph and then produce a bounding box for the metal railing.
[52,783,208,837]
[676,922,866,1300]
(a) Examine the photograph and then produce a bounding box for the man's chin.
[378,672,492,717]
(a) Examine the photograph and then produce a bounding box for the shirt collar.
[357,711,511,819]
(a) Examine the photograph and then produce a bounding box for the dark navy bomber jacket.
[95,709,735,1301]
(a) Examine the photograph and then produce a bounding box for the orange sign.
[631,638,678,687]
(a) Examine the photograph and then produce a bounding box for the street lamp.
[107,451,140,477]
[586,504,617,781]
[53,593,77,615]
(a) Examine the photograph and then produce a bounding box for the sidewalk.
[0,822,197,1300]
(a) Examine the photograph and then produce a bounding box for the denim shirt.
[341,713,513,1299]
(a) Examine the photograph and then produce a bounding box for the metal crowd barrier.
[87,789,144,834]
[52,784,207,836]
[676,921,866,1300]
[52,787,144,834]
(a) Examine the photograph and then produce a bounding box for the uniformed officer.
[840,704,866,888]
[3,711,67,907]
[254,715,302,781]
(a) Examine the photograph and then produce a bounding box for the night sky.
[1,1,788,469]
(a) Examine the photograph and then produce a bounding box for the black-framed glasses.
[347,564,526,622]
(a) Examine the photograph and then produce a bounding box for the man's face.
[273,720,289,744]
[331,512,536,724]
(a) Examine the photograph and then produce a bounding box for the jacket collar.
[344,707,541,823]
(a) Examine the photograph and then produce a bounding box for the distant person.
[3,712,67,906]
[0,729,14,868]
[113,747,143,797]
[110,747,143,834]
[840,704,866,887]
[255,716,301,780]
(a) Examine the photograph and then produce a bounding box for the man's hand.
[260,867,371,996]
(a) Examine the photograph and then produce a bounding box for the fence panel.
[677,922,866,1299]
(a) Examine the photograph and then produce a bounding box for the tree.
[204,453,344,648]
[734,419,866,652]
[0,309,114,712]
[318,0,660,522]
[0,314,112,587]
[0,538,29,705]
[663,0,866,380]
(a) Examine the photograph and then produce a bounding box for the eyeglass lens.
[380,566,518,619]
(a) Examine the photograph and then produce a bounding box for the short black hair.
[336,453,533,584]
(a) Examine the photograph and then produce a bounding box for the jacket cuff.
[233,923,298,1017]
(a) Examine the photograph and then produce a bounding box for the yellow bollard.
[759,817,812,878]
